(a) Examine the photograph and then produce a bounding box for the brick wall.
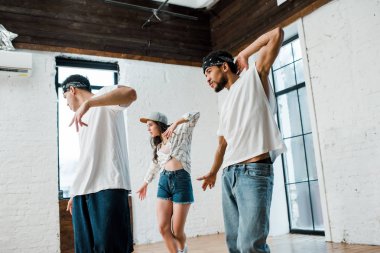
[302,0,380,245]
[0,47,294,250]
[0,53,60,252]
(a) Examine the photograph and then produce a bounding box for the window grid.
[271,36,324,235]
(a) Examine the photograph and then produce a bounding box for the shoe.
[178,244,188,253]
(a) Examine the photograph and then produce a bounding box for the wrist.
[85,99,93,108]
[238,51,248,59]
[209,169,218,176]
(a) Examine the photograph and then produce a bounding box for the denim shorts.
[157,169,194,204]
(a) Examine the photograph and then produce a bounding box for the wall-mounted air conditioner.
[0,51,32,77]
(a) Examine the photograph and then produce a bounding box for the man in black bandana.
[198,27,287,253]
[201,51,236,92]
[62,74,137,253]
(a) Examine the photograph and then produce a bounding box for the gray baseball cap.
[140,112,168,125]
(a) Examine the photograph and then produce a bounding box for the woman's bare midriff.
[164,157,183,171]
[242,152,270,163]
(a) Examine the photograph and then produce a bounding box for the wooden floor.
[134,233,380,253]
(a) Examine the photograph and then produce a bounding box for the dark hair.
[202,50,238,74]
[150,121,170,163]
[62,74,92,93]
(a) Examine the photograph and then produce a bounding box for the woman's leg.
[157,198,177,253]
[172,203,191,251]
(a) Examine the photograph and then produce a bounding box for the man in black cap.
[198,27,287,253]
[62,74,137,253]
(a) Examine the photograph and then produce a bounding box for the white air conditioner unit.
[0,51,32,77]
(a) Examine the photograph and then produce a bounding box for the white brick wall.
[0,53,60,252]
[302,0,380,245]
[0,51,224,250]
[0,48,291,250]
[121,59,225,244]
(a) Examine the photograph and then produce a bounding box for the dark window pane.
[295,60,305,84]
[277,91,302,138]
[287,182,313,230]
[284,136,308,183]
[298,87,312,133]
[273,43,293,69]
[292,39,302,61]
[310,181,324,231]
[304,134,318,180]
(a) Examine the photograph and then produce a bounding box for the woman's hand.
[136,182,148,200]
[163,122,178,139]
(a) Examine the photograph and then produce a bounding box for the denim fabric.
[72,189,134,253]
[157,169,194,204]
[222,163,274,253]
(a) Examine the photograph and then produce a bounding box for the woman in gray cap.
[137,111,200,253]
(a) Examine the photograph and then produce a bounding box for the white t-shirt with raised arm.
[217,64,286,168]
[70,86,131,196]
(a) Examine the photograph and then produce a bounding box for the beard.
[214,75,228,93]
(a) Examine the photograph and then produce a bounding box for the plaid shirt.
[144,112,200,183]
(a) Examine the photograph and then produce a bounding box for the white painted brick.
[0,53,60,252]
[302,0,380,245]
[0,47,291,250]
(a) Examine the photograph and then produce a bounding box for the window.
[55,57,119,199]
[271,36,324,234]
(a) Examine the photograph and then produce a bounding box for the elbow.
[274,27,284,43]
[124,88,137,103]
[122,88,137,107]
[274,27,284,37]
[129,88,137,102]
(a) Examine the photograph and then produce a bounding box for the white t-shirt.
[70,86,131,196]
[217,64,286,168]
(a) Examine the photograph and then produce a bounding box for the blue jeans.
[72,189,134,253]
[222,163,274,253]
[157,169,194,204]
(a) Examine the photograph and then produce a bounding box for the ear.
[69,86,76,94]
[222,62,230,73]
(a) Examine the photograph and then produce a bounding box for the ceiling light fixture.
[105,0,199,29]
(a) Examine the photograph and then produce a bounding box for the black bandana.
[202,55,234,73]
[62,81,90,93]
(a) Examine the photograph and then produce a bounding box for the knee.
[158,224,171,236]
[172,228,185,240]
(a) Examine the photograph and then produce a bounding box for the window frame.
[55,57,119,199]
[271,35,324,235]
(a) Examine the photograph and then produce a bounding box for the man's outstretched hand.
[197,171,217,191]
[70,100,90,132]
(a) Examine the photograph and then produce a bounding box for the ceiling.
[154,0,220,9]
[0,0,331,66]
